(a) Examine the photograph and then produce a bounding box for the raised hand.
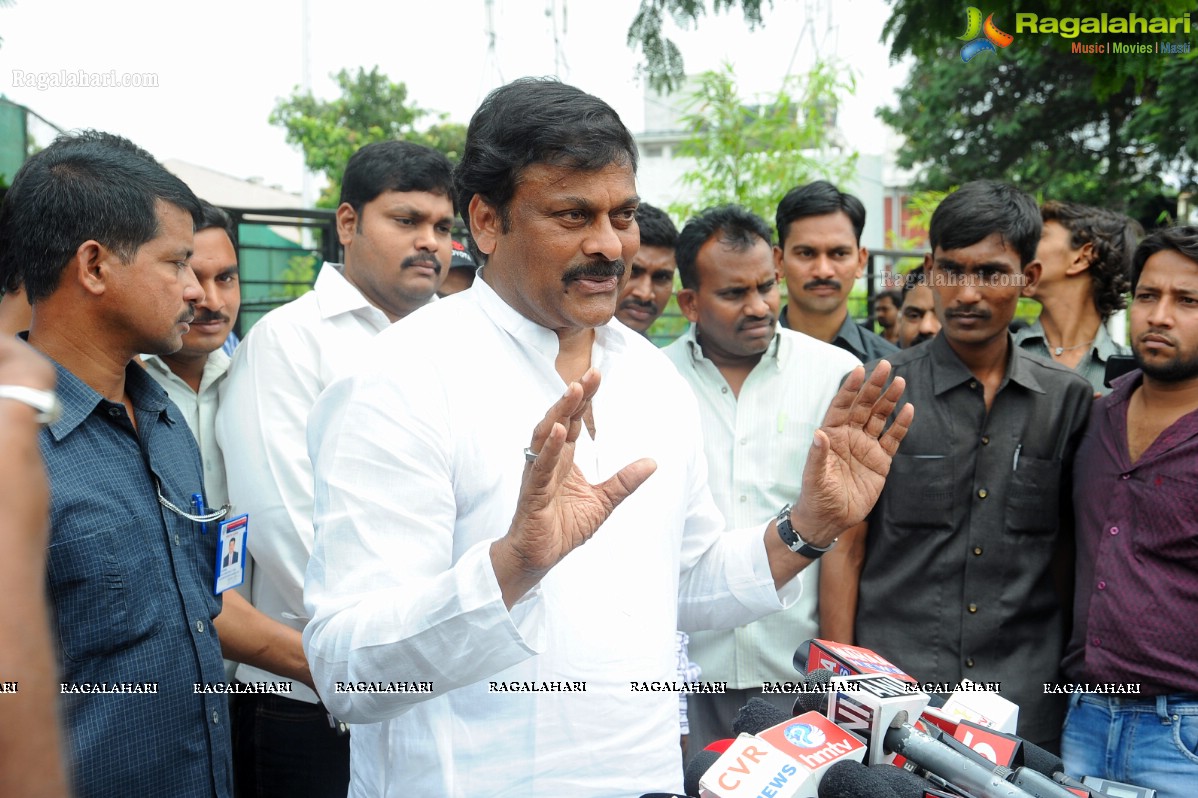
[790,361,913,545]
[490,368,657,607]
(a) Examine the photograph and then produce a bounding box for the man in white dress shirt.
[303,78,911,797]
[662,205,860,755]
[216,142,455,797]
[143,201,311,688]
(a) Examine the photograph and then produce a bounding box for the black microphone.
[792,668,833,715]
[731,698,791,736]
[816,759,902,798]
[683,749,721,797]
[869,763,959,798]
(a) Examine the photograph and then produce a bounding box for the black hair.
[900,264,929,303]
[635,202,679,250]
[454,77,638,261]
[928,180,1040,266]
[0,129,201,302]
[196,200,238,250]
[339,140,454,214]
[775,180,865,248]
[1041,200,1139,321]
[874,289,902,308]
[676,205,772,290]
[1131,226,1198,292]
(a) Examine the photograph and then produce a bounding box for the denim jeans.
[232,691,351,798]
[1061,692,1198,798]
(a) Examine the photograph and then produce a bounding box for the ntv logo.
[958,7,1015,62]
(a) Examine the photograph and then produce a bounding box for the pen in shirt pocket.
[191,493,208,534]
[1012,444,1022,472]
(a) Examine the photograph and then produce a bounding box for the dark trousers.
[232,690,350,798]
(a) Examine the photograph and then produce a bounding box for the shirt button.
[965,658,975,668]
[977,488,988,499]
[212,710,220,724]
[1110,526,1119,535]
[1093,638,1101,647]
[174,534,180,545]
[739,438,747,445]
[981,436,990,445]
[1097,581,1106,590]
[973,546,983,556]
[107,407,123,418]
[968,603,978,613]
[721,387,728,394]
[969,381,978,389]
[1120,473,1130,480]
[195,620,206,634]
[739,495,747,503]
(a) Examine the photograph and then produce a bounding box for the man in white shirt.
[303,78,911,797]
[143,201,311,688]
[217,143,455,797]
[663,205,860,754]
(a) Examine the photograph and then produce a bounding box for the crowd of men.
[0,77,1194,798]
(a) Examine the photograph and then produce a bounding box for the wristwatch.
[0,385,62,425]
[776,504,836,559]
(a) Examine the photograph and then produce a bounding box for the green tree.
[627,0,769,92]
[669,61,856,225]
[879,3,1197,223]
[270,66,466,207]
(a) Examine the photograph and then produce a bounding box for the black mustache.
[803,279,841,291]
[192,312,228,325]
[402,255,442,274]
[563,260,626,283]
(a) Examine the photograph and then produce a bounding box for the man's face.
[108,199,202,356]
[874,295,898,331]
[1131,248,1198,383]
[897,284,941,348]
[930,233,1035,350]
[774,211,866,317]
[616,244,675,333]
[175,228,239,359]
[338,189,455,321]
[678,236,779,363]
[471,160,640,332]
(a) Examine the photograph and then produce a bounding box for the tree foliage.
[670,61,856,226]
[627,0,769,92]
[881,41,1196,223]
[270,66,466,207]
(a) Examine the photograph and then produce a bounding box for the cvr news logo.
[958,7,1015,62]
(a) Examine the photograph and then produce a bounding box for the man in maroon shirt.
[1061,226,1198,798]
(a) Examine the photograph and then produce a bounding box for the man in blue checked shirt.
[0,131,233,798]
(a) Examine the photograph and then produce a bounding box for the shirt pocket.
[1006,455,1061,538]
[48,530,162,662]
[1135,473,1198,566]
[884,454,955,532]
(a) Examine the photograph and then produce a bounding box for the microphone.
[732,698,791,736]
[883,724,1039,798]
[868,763,962,798]
[684,749,723,797]
[826,674,931,765]
[951,719,1023,768]
[792,669,833,715]
[794,639,918,685]
[816,760,903,798]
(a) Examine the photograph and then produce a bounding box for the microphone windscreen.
[817,759,900,798]
[793,668,833,714]
[1020,740,1065,776]
[869,763,933,798]
[732,697,790,735]
[683,749,721,798]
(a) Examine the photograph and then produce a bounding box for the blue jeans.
[232,691,350,798]
[1061,692,1198,798]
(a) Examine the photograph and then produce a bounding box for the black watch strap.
[776,504,836,559]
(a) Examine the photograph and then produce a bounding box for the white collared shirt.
[663,324,860,687]
[303,277,801,797]
[216,263,392,702]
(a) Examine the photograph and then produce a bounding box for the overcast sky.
[0,0,907,196]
